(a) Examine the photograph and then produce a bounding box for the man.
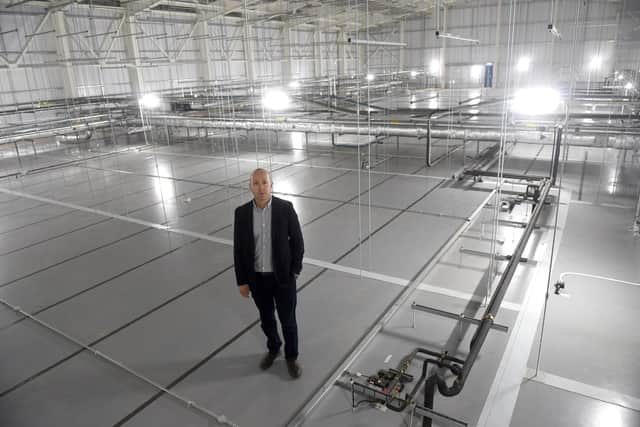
[233,168,304,379]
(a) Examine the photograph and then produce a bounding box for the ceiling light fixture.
[429,59,440,76]
[511,87,563,116]
[262,88,291,111]
[470,65,483,79]
[139,93,160,108]
[517,56,530,72]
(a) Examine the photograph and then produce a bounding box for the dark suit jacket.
[234,196,304,288]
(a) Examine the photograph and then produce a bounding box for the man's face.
[250,170,272,204]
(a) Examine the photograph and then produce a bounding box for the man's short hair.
[250,168,272,182]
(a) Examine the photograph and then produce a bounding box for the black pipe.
[550,126,563,185]
[423,373,439,427]
[436,178,552,396]
[464,169,547,181]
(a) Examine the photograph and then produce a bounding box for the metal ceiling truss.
[1,0,451,32]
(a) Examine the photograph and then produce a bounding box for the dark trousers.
[250,273,299,360]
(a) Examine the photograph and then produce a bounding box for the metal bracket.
[459,247,528,263]
[411,302,509,333]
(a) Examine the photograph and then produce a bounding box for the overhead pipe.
[0,114,123,136]
[148,115,640,150]
[0,119,119,146]
[56,131,93,144]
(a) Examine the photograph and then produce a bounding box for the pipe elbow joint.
[437,376,464,397]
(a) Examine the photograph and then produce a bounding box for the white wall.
[0,0,638,106]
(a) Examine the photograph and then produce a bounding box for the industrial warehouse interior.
[0,0,638,426]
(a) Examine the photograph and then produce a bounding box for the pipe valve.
[554,281,565,295]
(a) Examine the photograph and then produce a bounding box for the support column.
[399,20,406,73]
[313,30,323,78]
[494,0,502,87]
[281,23,292,83]
[53,11,77,98]
[122,15,144,95]
[439,6,448,88]
[359,42,366,76]
[242,23,256,83]
[196,20,214,83]
[337,30,345,77]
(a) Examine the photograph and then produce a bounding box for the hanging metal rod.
[346,38,407,47]
[111,31,144,38]
[155,33,189,39]
[56,30,88,38]
[25,29,55,38]
[4,0,34,8]
[135,32,167,40]
[84,31,117,38]
[55,57,114,63]
[0,28,18,35]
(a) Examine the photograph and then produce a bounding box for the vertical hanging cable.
[485,0,518,304]
[353,0,363,276]
[531,0,584,379]
[366,0,373,270]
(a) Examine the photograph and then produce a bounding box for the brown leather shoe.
[286,359,302,379]
[260,351,280,370]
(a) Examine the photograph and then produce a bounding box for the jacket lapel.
[271,197,278,254]
[247,201,255,254]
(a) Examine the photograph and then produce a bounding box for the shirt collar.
[253,197,272,210]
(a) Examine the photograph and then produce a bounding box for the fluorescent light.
[262,88,290,111]
[589,55,601,70]
[470,65,483,79]
[290,132,304,149]
[347,38,407,47]
[410,70,418,78]
[624,82,634,90]
[517,56,530,72]
[289,81,300,88]
[139,93,160,109]
[435,32,480,45]
[511,87,562,115]
[617,74,624,80]
[366,73,375,81]
[429,59,440,76]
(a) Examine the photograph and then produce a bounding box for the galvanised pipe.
[0,114,121,135]
[0,120,119,146]
[149,115,640,150]
[56,130,93,143]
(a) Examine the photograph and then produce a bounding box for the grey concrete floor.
[0,131,637,427]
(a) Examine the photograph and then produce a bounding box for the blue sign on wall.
[484,63,494,88]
